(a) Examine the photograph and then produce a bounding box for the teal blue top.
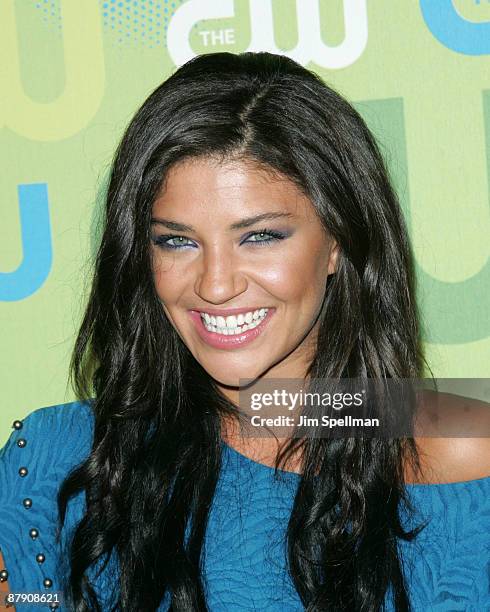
[0,401,489,611]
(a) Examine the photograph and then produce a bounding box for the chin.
[203,363,267,389]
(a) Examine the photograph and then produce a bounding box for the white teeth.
[200,308,269,335]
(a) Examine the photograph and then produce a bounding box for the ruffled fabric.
[0,402,488,611]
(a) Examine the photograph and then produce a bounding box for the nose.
[194,247,248,305]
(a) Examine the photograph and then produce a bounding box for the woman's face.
[151,157,338,388]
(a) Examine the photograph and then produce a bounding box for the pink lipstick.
[188,308,275,350]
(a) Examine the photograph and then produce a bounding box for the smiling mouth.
[188,307,274,349]
[200,308,269,335]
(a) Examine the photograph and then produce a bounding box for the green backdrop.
[1,0,489,445]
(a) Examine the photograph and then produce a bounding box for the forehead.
[152,157,312,216]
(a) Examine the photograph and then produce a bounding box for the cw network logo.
[168,0,368,69]
[420,0,490,55]
[166,0,490,68]
[0,184,52,301]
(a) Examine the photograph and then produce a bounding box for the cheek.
[152,254,184,302]
[256,253,326,302]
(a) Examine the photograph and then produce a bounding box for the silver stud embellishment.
[29,528,39,539]
[43,578,53,588]
[36,553,45,564]
[12,420,23,430]
[0,569,8,581]
[18,466,28,477]
[17,438,27,448]
[23,498,32,509]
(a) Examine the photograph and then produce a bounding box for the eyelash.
[151,228,287,250]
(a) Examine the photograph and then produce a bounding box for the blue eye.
[243,229,287,246]
[152,228,287,251]
[152,235,195,250]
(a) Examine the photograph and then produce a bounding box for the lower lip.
[188,309,275,349]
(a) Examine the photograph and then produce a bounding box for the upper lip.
[191,306,273,316]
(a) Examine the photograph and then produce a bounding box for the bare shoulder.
[405,390,490,485]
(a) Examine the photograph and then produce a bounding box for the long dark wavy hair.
[57,51,430,611]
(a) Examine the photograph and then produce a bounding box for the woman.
[0,52,489,612]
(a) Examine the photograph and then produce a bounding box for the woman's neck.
[221,414,305,474]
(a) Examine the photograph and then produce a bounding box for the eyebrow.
[150,212,295,232]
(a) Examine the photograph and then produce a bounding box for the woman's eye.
[152,235,195,250]
[243,230,286,246]
[152,229,287,250]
